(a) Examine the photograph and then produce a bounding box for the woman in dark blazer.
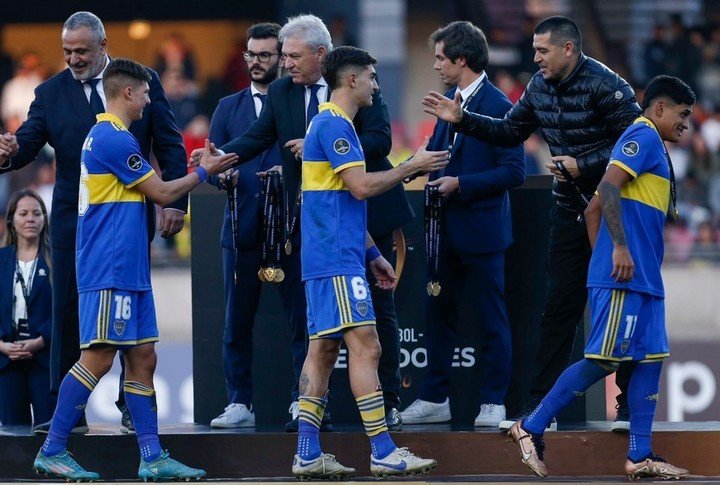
[0,188,52,426]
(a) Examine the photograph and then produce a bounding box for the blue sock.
[524,359,612,434]
[369,432,396,459]
[42,363,98,457]
[124,381,162,462]
[627,361,662,462]
[297,396,326,460]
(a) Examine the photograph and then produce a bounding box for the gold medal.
[274,268,285,283]
[258,268,267,282]
[673,206,679,221]
[285,239,292,255]
[264,267,277,282]
[426,281,441,297]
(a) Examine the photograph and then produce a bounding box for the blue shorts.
[585,288,669,362]
[305,275,376,340]
[79,289,159,349]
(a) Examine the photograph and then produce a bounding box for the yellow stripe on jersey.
[618,169,670,213]
[86,171,153,204]
[302,161,364,191]
[609,160,638,179]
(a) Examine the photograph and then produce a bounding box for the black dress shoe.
[386,407,402,431]
[118,404,135,434]
[34,414,89,435]
[284,411,334,432]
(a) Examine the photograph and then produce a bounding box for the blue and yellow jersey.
[301,102,367,281]
[588,116,670,297]
[77,113,155,292]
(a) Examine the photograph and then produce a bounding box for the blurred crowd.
[1,13,720,264]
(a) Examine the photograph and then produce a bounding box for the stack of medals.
[424,184,443,297]
[258,170,285,283]
[226,178,240,286]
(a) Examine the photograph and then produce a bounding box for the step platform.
[2,422,719,481]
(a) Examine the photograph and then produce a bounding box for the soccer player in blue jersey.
[292,46,448,479]
[507,75,694,480]
[32,58,237,482]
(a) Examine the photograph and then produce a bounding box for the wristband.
[195,166,208,184]
[366,245,381,263]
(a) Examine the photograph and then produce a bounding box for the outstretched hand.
[422,91,463,124]
[199,139,238,175]
[408,136,449,175]
[369,255,398,291]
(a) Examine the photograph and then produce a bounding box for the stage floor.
[3,422,720,482]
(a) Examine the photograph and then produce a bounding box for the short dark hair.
[322,46,377,91]
[247,22,282,52]
[534,16,582,54]
[429,21,488,73]
[103,58,151,99]
[641,75,696,110]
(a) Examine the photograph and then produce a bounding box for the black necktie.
[306,84,321,128]
[86,78,105,116]
[254,93,266,117]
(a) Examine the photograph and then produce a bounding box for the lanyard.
[259,171,285,283]
[424,185,443,297]
[447,80,484,156]
[15,257,38,320]
[226,182,239,286]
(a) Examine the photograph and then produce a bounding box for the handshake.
[0,133,19,167]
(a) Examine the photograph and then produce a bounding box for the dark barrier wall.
[191,175,594,425]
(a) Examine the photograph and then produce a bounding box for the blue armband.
[366,245,381,263]
[195,166,208,184]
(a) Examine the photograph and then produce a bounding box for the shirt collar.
[96,112,127,130]
[319,101,351,122]
[308,77,328,89]
[250,83,265,97]
[458,72,486,104]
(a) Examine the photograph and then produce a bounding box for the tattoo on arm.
[598,181,627,245]
[298,372,309,395]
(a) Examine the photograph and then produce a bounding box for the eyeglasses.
[243,51,279,62]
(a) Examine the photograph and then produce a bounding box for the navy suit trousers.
[420,249,511,405]
[0,359,53,425]
[366,232,401,409]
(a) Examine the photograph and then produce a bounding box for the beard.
[250,62,279,86]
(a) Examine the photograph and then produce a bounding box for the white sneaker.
[292,453,355,479]
[210,403,255,428]
[474,403,506,427]
[288,401,299,420]
[370,447,437,477]
[400,398,451,424]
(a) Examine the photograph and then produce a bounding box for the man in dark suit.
[400,21,525,427]
[206,22,308,428]
[192,14,418,430]
[0,11,188,433]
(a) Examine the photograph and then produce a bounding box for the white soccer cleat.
[370,447,437,477]
[292,453,355,480]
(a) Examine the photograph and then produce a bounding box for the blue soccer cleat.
[138,451,206,481]
[33,450,100,482]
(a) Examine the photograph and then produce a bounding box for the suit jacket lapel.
[240,90,257,124]
[27,253,49,304]
[0,251,13,328]
[65,71,95,121]
[290,85,306,138]
[453,82,487,153]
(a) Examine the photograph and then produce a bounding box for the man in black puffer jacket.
[422,15,642,431]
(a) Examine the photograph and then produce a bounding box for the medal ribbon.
[424,184,443,296]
